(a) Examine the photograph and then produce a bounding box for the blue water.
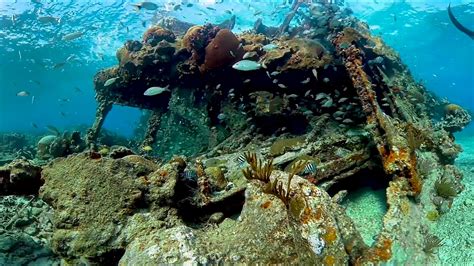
[0,0,473,137]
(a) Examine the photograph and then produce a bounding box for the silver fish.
[312,68,318,80]
[315,93,328,100]
[338,97,348,103]
[38,16,60,24]
[322,98,333,108]
[301,77,310,84]
[16,91,30,97]
[143,85,170,96]
[104,77,119,86]
[242,51,257,59]
[62,31,83,41]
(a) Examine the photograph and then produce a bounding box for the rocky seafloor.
[1,2,473,265]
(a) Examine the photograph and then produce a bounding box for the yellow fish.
[98,147,109,156]
[142,145,153,152]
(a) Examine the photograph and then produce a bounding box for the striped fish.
[302,161,317,175]
[183,169,198,180]
[236,153,247,166]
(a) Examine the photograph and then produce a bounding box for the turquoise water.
[0,0,472,136]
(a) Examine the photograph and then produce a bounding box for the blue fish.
[232,60,261,71]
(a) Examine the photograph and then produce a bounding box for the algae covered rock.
[38,152,178,264]
[0,159,42,195]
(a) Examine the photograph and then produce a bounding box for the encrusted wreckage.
[3,2,470,265]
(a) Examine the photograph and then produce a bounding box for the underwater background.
[0,0,473,265]
[0,0,472,136]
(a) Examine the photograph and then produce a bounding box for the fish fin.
[132,4,141,10]
[448,4,474,40]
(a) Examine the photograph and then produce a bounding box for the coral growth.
[142,26,176,46]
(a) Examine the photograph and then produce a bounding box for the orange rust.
[323,255,336,266]
[300,207,314,224]
[261,200,272,209]
[323,226,337,245]
[400,199,410,215]
[158,170,168,178]
[366,238,393,262]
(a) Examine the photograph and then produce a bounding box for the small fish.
[333,111,345,117]
[53,62,66,69]
[232,60,261,71]
[342,118,354,124]
[312,68,318,80]
[104,77,119,86]
[262,43,277,52]
[242,51,257,59]
[38,16,60,24]
[74,87,82,93]
[315,93,328,100]
[243,79,251,83]
[216,84,221,90]
[31,122,38,129]
[143,85,170,96]
[273,79,278,84]
[322,98,333,108]
[46,125,60,136]
[338,97,348,103]
[16,91,30,97]
[254,10,262,16]
[236,154,247,166]
[99,147,109,156]
[300,77,310,84]
[304,90,311,97]
[206,6,216,11]
[270,71,280,76]
[302,161,317,175]
[278,83,287,89]
[323,77,330,83]
[60,111,67,117]
[183,169,197,180]
[31,95,35,104]
[229,50,235,57]
[18,50,21,60]
[132,1,159,10]
[142,145,153,152]
[62,31,83,41]
[66,54,76,61]
[217,113,226,120]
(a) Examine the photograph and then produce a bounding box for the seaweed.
[242,152,309,207]
[423,233,443,257]
[434,177,458,198]
[242,152,273,183]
